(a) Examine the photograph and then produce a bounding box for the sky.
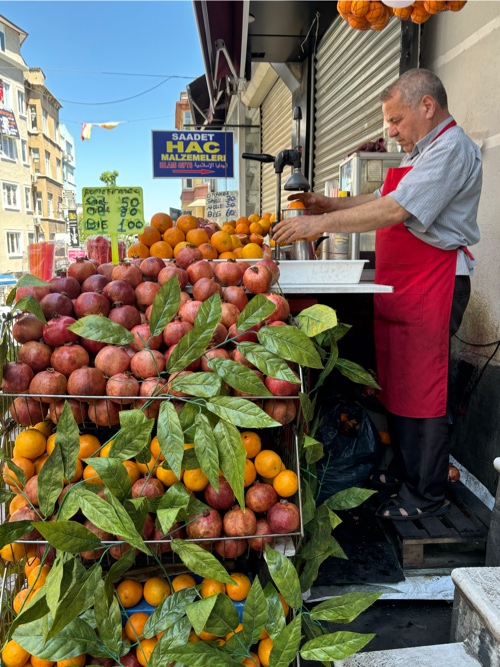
[3,0,205,220]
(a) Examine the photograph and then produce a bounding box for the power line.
[0,66,196,79]
[60,115,175,125]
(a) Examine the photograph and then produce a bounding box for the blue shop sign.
[152,130,233,179]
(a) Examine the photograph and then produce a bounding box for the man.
[273,69,482,521]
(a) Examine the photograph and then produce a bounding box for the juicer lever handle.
[242,153,275,163]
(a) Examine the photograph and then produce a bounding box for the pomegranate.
[74,292,111,318]
[18,341,52,373]
[243,265,273,294]
[116,653,142,667]
[67,257,97,284]
[200,348,230,372]
[448,464,461,482]
[263,399,297,425]
[49,398,87,424]
[67,366,107,398]
[135,281,161,311]
[175,245,202,270]
[80,520,113,560]
[162,320,193,347]
[34,542,56,565]
[102,280,136,307]
[88,399,122,426]
[267,500,300,534]
[231,348,255,369]
[140,256,165,280]
[108,303,141,330]
[111,262,143,288]
[187,260,214,284]
[164,345,200,371]
[49,274,81,299]
[214,538,248,559]
[166,371,194,398]
[40,293,74,319]
[228,322,262,344]
[265,374,300,397]
[96,262,116,281]
[12,313,45,344]
[106,373,140,404]
[178,300,203,325]
[79,337,106,355]
[185,509,222,539]
[180,291,192,305]
[43,315,78,346]
[209,323,228,348]
[140,513,156,540]
[9,507,40,539]
[222,286,248,312]
[262,293,290,323]
[139,377,168,397]
[130,324,163,351]
[268,320,287,327]
[151,522,184,554]
[249,518,275,551]
[50,343,90,376]
[214,260,242,286]
[220,302,240,329]
[24,475,39,506]
[133,399,159,420]
[94,345,131,377]
[232,370,265,398]
[204,477,236,510]
[158,264,188,290]
[245,481,278,513]
[131,477,164,499]
[29,368,67,402]
[130,350,166,379]
[15,285,51,303]
[108,543,137,561]
[192,277,222,302]
[81,274,110,293]
[257,259,280,285]
[223,506,257,537]
[1,362,34,393]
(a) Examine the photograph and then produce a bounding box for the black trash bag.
[314,401,382,505]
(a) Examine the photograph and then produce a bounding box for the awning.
[0,274,17,286]
[186,74,230,128]
[187,198,207,209]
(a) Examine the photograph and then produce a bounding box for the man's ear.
[421,94,437,118]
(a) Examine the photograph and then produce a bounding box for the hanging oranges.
[339,0,467,31]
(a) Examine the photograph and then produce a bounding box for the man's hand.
[287,192,336,215]
[273,214,326,245]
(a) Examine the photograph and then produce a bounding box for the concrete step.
[340,642,481,667]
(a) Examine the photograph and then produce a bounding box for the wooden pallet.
[384,482,491,569]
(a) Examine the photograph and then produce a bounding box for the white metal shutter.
[314,17,401,192]
[261,78,293,215]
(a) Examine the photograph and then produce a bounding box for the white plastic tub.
[277,260,367,285]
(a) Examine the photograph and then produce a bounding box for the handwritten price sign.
[82,187,145,235]
[206,190,239,221]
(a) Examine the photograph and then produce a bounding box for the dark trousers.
[386,276,471,510]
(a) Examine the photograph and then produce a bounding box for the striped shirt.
[375,116,482,275]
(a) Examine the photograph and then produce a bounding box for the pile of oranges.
[128,212,274,261]
[338,1,467,31]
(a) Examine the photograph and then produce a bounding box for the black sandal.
[375,498,451,521]
[369,471,402,490]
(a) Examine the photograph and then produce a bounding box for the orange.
[1,640,30,667]
[241,432,261,459]
[163,227,185,248]
[156,466,181,487]
[138,226,161,247]
[31,658,55,667]
[173,241,189,258]
[0,542,27,562]
[254,450,282,479]
[199,630,218,642]
[221,224,235,235]
[149,241,173,259]
[260,628,269,641]
[262,212,271,220]
[64,458,83,484]
[136,454,159,477]
[410,3,431,23]
[230,235,243,250]
[242,653,261,667]
[27,564,51,591]
[150,436,164,461]
[226,573,251,601]
[125,612,150,641]
[78,434,101,459]
[24,556,41,577]
[243,459,257,487]
[272,470,298,498]
[14,430,46,460]
[259,218,271,234]
[211,231,232,254]
[151,212,173,234]
[3,457,34,490]
[116,579,143,608]
[99,441,113,457]
[143,577,170,606]
[225,623,243,641]
[288,200,306,210]
[176,214,198,235]
[379,430,391,445]
[236,217,250,227]
[279,594,289,616]
[218,251,236,260]
[82,464,103,486]
[136,638,157,667]
[392,4,413,19]
[249,233,264,246]
[188,632,200,643]
[241,243,263,259]
[128,243,150,259]
[34,454,49,474]
[235,223,250,235]
[183,468,209,492]
[233,247,244,259]
[186,228,209,247]
[33,421,52,438]
[248,214,260,224]
[258,637,273,667]
[9,494,29,515]
[12,588,31,614]
[448,0,467,10]
[123,460,141,485]
[46,434,57,455]
[200,578,225,598]
[249,222,264,236]
[184,443,194,450]
[56,656,86,667]
[171,574,196,592]
[198,243,217,260]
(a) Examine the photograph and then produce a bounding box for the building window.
[31,147,40,173]
[1,80,11,108]
[54,120,59,142]
[17,89,26,117]
[29,105,38,130]
[185,179,193,189]
[6,231,22,257]
[0,25,5,53]
[45,151,50,176]
[24,186,32,212]
[65,140,73,157]
[56,158,61,181]
[42,109,48,134]
[21,139,28,164]
[35,191,42,215]
[47,192,53,217]
[1,136,17,161]
[27,231,35,246]
[57,196,63,219]
[2,182,20,210]
[183,111,192,129]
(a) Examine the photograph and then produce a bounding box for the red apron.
[374,120,465,418]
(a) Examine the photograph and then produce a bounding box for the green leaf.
[150,617,192,667]
[15,273,49,289]
[109,409,155,461]
[258,325,323,369]
[94,580,123,655]
[57,485,81,521]
[314,333,338,391]
[157,401,184,480]
[169,371,222,398]
[297,304,337,337]
[55,401,80,483]
[237,342,302,384]
[124,496,149,533]
[327,508,342,531]
[299,392,314,423]
[6,287,16,307]
[38,446,64,517]
[6,591,49,641]
[300,631,375,661]
[35,521,102,553]
[204,594,239,637]
[150,276,181,337]
[13,617,106,661]
[195,292,222,328]
[68,314,134,346]
[105,549,137,586]
[299,533,346,562]
[171,539,236,585]
[179,401,201,433]
[335,358,381,389]
[263,583,286,641]
[3,458,27,490]
[163,642,242,667]
[208,357,271,396]
[324,487,377,511]
[144,587,199,638]
[167,321,218,374]
[207,397,280,429]
[186,596,218,636]
[156,483,191,534]
[269,615,302,667]
[214,420,246,508]
[310,592,381,624]
[194,414,220,492]
[83,457,131,502]
[13,294,47,324]
[237,293,275,331]
[264,544,302,610]
[0,521,33,549]
[301,480,316,526]
[305,439,323,465]
[0,488,15,504]
[242,577,267,646]
[332,322,352,342]
[299,549,336,593]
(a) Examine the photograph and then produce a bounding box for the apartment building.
[59,122,76,214]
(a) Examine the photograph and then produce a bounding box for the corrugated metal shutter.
[261,78,293,215]
[314,17,401,192]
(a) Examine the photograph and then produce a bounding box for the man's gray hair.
[380,69,448,109]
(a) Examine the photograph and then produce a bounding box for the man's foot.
[375,498,451,521]
[370,471,402,490]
